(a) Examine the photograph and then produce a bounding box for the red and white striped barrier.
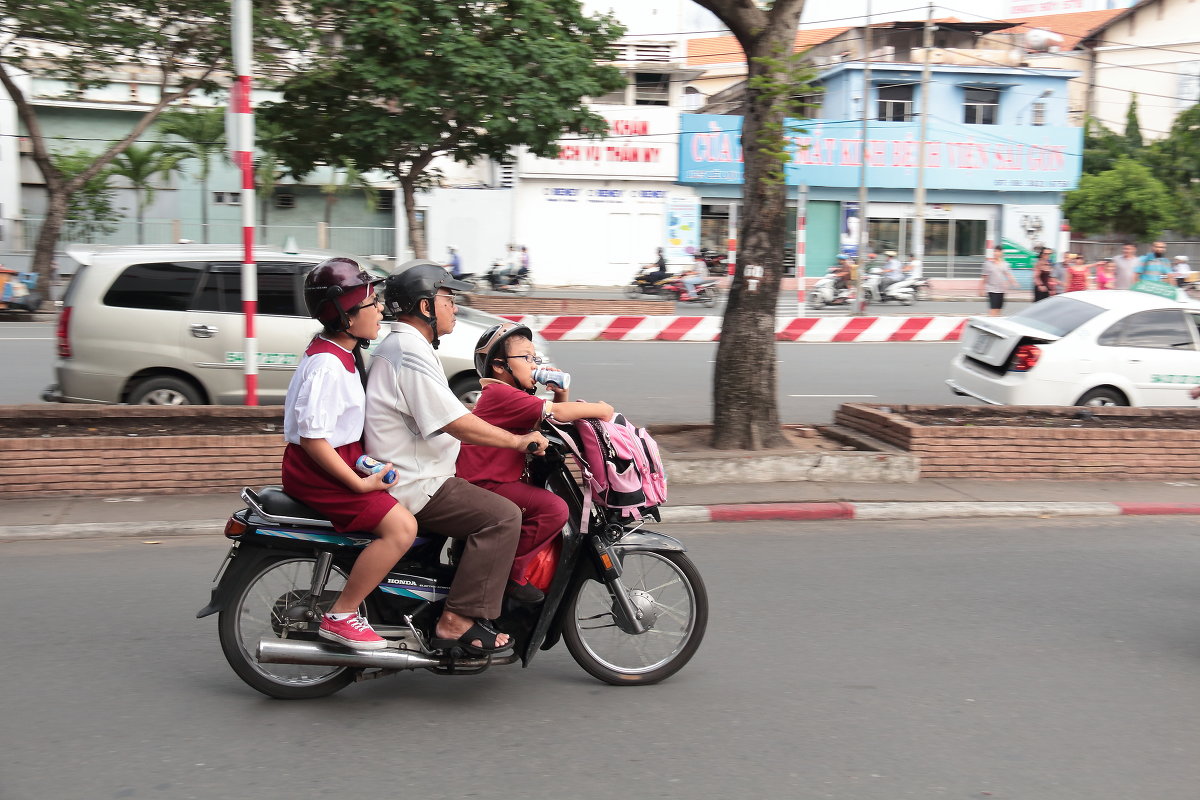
[500,315,970,343]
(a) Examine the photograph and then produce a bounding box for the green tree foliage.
[1144,104,1200,236]
[1081,116,1131,175]
[1124,94,1144,151]
[1063,157,1174,238]
[108,143,184,243]
[0,0,306,283]
[321,161,378,228]
[157,108,227,242]
[259,0,625,259]
[691,0,807,450]
[51,149,120,236]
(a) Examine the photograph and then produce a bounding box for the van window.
[193,262,307,316]
[103,262,203,311]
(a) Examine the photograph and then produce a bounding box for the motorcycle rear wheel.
[218,554,357,699]
[699,287,717,308]
[513,276,534,296]
[624,283,642,299]
[806,291,824,309]
[562,550,707,686]
[915,281,932,301]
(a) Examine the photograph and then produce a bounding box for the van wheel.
[128,376,203,405]
[1076,387,1128,407]
[450,374,482,407]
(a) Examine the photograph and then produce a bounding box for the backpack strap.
[545,419,597,532]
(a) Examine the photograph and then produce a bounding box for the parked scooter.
[862,268,917,305]
[806,268,855,309]
[197,423,708,698]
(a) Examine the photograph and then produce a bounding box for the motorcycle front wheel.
[218,554,357,699]
[562,550,707,686]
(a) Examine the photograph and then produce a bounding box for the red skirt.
[281,441,397,533]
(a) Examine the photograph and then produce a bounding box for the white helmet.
[1174,254,1188,262]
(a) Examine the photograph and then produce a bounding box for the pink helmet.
[302,257,382,331]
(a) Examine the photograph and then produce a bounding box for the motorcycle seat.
[251,486,333,526]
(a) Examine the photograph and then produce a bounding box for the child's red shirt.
[456,380,548,484]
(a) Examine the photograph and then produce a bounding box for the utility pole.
[231,0,258,404]
[912,3,934,274]
[854,2,872,315]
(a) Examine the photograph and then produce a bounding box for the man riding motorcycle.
[363,261,548,655]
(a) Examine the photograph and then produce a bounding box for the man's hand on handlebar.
[518,431,549,456]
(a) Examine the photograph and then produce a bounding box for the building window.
[963,88,999,125]
[633,72,669,106]
[877,84,914,121]
[213,191,242,205]
[1031,101,1046,126]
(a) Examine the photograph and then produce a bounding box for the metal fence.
[1069,239,1200,263]
[12,218,396,258]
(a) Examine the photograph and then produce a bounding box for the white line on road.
[787,394,878,398]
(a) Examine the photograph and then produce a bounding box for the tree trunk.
[200,174,209,243]
[32,193,70,287]
[400,177,425,259]
[710,23,799,450]
[136,196,145,245]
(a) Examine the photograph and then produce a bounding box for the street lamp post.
[231,0,258,405]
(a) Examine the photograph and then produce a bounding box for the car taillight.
[1009,344,1041,372]
[56,306,72,359]
[223,517,247,539]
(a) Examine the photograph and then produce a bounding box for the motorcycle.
[480,261,533,295]
[625,267,720,307]
[910,275,933,301]
[806,269,855,309]
[197,423,708,699]
[862,268,917,305]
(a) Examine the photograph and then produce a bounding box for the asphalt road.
[5,517,1200,800]
[0,322,970,419]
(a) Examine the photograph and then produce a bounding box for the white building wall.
[0,71,27,254]
[1086,0,1200,138]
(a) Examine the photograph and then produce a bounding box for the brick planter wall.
[0,406,285,498]
[835,403,1200,480]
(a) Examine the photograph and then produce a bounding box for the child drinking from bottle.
[456,322,613,601]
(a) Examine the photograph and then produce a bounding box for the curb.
[501,314,969,342]
[5,501,1200,541]
[659,501,1200,523]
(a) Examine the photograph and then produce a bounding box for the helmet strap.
[422,297,441,350]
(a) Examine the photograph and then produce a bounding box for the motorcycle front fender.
[613,529,687,554]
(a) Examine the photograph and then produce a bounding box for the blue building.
[681,22,1084,279]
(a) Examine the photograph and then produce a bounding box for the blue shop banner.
[679,114,1082,192]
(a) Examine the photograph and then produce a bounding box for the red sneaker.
[318,613,387,650]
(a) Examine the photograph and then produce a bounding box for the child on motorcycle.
[282,258,418,651]
[456,322,614,600]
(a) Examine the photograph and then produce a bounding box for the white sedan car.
[947,289,1200,407]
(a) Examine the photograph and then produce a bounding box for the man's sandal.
[431,620,514,656]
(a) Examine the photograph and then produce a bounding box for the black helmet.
[303,257,382,332]
[473,321,534,378]
[383,259,473,349]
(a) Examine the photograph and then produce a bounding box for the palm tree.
[157,108,226,243]
[321,159,379,229]
[254,118,289,233]
[108,143,183,244]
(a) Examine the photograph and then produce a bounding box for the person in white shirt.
[365,261,548,656]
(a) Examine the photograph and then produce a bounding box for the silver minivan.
[44,244,543,405]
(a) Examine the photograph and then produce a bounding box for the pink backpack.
[549,413,668,521]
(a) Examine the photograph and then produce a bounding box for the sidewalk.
[3,478,1199,541]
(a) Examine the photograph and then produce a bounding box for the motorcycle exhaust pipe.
[256,639,519,671]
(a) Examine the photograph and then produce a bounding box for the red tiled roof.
[999,8,1127,50]
[686,26,851,66]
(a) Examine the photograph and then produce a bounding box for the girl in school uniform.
[283,257,417,650]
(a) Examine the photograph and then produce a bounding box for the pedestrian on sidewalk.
[979,247,1018,317]
[1064,253,1091,292]
[1033,248,1056,302]
[1111,242,1139,290]
[1095,258,1116,290]
[1138,241,1172,283]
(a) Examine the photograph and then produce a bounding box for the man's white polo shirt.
[364,322,469,512]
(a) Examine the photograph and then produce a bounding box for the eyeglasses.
[435,294,458,307]
[351,297,383,312]
[504,354,544,365]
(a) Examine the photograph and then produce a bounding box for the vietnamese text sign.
[679,114,1082,192]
